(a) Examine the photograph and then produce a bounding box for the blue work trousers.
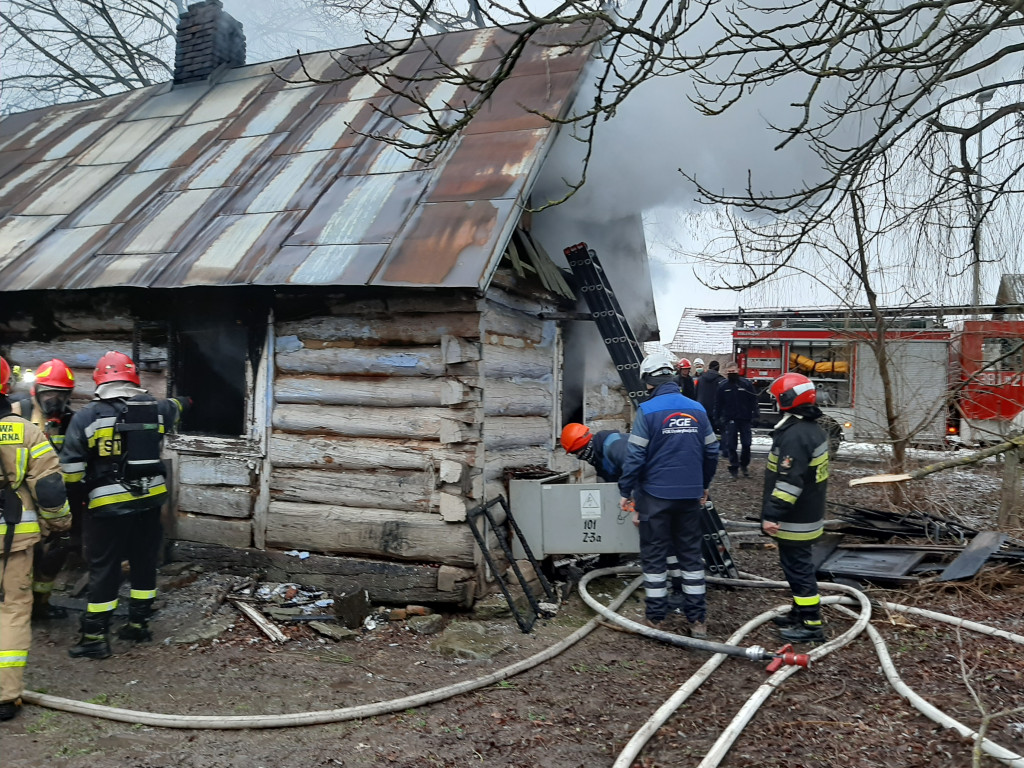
[636,493,705,623]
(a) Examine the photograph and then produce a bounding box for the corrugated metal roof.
[0,23,595,292]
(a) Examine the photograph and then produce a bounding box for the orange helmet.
[560,423,592,453]
[0,357,10,395]
[770,372,817,411]
[676,358,691,370]
[33,358,75,394]
[93,351,140,386]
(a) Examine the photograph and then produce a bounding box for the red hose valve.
[766,644,811,672]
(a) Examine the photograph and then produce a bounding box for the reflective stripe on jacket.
[761,412,829,541]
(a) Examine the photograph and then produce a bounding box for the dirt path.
[4,462,1023,768]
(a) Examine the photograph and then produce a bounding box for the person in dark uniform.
[675,358,696,399]
[60,352,190,659]
[715,360,758,479]
[761,372,830,643]
[618,353,719,638]
[560,423,628,482]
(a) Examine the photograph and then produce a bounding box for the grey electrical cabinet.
[510,478,639,559]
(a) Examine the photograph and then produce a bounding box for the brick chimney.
[173,0,246,85]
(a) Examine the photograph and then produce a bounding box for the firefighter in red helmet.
[761,372,829,643]
[0,356,70,721]
[10,359,84,620]
[674,358,696,399]
[60,351,190,659]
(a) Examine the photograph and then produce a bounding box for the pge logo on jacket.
[662,412,699,435]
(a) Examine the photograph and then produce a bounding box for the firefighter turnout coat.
[59,387,188,516]
[761,408,829,541]
[0,400,70,704]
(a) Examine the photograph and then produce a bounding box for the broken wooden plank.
[819,549,929,580]
[937,531,1008,582]
[229,599,288,643]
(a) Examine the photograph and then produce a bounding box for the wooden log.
[483,417,552,449]
[585,388,631,420]
[174,513,252,549]
[231,599,288,643]
[265,501,476,566]
[178,484,254,518]
[441,335,482,364]
[178,455,255,486]
[484,379,552,416]
[277,313,481,345]
[483,446,552,481]
[274,375,470,407]
[53,312,135,334]
[482,344,554,380]
[481,302,547,343]
[271,468,436,512]
[268,433,471,471]
[7,340,165,369]
[168,540,477,606]
[276,346,446,377]
[384,293,480,315]
[486,272,561,314]
[273,403,474,440]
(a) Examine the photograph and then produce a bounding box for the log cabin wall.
[265,292,485,603]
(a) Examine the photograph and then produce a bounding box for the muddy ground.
[4,456,1023,768]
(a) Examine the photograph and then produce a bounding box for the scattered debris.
[308,621,359,641]
[284,550,310,560]
[408,614,444,636]
[230,599,289,643]
[430,621,511,660]
[334,588,372,629]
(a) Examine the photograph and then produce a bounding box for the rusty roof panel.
[373,199,514,286]
[427,129,547,202]
[0,215,66,272]
[0,160,64,214]
[286,171,427,246]
[13,164,126,216]
[171,134,285,191]
[128,120,228,172]
[64,251,176,289]
[76,116,178,166]
[0,225,114,290]
[222,147,351,215]
[151,210,305,287]
[258,243,388,286]
[67,169,174,227]
[98,188,226,255]
[0,23,598,293]
[220,87,325,139]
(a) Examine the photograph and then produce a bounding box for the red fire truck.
[698,308,1024,452]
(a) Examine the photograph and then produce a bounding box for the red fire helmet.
[560,423,592,453]
[770,372,817,411]
[33,358,75,394]
[93,351,140,386]
[0,357,10,396]
[676,358,692,370]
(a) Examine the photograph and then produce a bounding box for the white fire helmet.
[639,352,677,381]
[693,357,705,366]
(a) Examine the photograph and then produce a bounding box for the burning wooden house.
[0,1,657,604]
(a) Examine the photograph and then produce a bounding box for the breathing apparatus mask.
[36,386,71,418]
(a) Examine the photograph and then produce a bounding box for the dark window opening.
[561,322,586,427]
[134,311,258,438]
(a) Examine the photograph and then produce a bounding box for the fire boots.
[31,591,68,621]
[0,698,22,722]
[771,612,799,628]
[779,622,826,643]
[117,597,153,642]
[69,612,112,659]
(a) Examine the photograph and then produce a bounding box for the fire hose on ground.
[18,567,1024,768]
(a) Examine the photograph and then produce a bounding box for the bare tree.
[0,0,181,112]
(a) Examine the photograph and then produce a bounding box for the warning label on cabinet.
[579,490,602,519]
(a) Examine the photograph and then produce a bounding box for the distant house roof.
[0,24,594,293]
[665,309,734,355]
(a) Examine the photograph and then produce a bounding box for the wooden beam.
[484,379,553,417]
[273,404,474,440]
[271,468,436,512]
[277,313,480,345]
[175,513,252,549]
[264,501,476,566]
[230,599,288,643]
[178,484,254,518]
[275,375,472,408]
[276,346,446,377]
[268,433,470,471]
[168,541,477,606]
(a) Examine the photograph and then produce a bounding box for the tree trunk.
[997,445,1023,528]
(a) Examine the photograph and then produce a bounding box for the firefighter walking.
[60,352,189,659]
[761,372,830,643]
[11,359,84,620]
[0,357,71,721]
